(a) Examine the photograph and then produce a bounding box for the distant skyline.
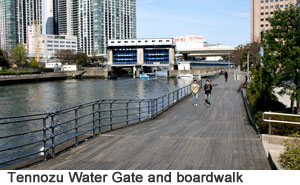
[136,0,250,47]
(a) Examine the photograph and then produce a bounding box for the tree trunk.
[296,99,299,114]
[291,97,295,114]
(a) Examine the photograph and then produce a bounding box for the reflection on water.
[0,77,193,118]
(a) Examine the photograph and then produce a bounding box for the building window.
[261,12,264,15]
[61,45,65,47]
[266,12,269,15]
[261,24,264,27]
[261,18,264,21]
[159,40,163,42]
[261,6,264,9]
[152,40,156,42]
[47,45,53,47]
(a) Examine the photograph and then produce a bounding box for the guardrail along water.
[0,75,222,169]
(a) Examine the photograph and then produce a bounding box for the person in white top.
[191,80,200,106]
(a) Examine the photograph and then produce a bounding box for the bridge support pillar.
[133,66,136,79]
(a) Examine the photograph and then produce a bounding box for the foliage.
[30,58,38,68]
[0,48,9,67]
[231,42,260,71]
[75,52,88,65]
[10,44,27,66]
[54,49,77,64]
[262,4,300,112]
[280,133,300,170]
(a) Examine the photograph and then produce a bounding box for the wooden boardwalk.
[27,74,271,170]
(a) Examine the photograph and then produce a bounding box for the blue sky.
[136,0,250,47]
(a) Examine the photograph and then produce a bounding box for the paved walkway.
[27,73,271,170]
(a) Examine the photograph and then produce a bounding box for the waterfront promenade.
[26,74,271,170]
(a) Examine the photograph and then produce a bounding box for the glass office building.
[0,0,18,51]
[79,0,136,55]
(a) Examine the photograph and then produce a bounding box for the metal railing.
[0,79,205,169]
[262,112,300,135]
[0,72,67,79]
[241,90,261,135]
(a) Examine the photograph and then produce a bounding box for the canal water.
[0,77,196,168]
[0,77,194,118]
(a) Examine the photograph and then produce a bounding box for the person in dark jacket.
[204,80,212,106]
[224,71,228,82]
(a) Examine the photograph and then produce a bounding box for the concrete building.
[107,38,175,71]
[79,0,136,55]
[27,25,77,58]
[251,0,297,43]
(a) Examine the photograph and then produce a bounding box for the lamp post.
[260,28,264,65]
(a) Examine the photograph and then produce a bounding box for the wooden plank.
[25,73,271,170]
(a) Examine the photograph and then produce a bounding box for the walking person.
[224,71,228,82]
[204,80,212,106]
[191,80,200,106]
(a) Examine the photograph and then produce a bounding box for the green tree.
[0,48,9,67]
[75,52,88,65]
[10,44,27,66]
[262,4,300,113]
[54,49,77,64]
[231,42,260,71]
[30,58,38,68]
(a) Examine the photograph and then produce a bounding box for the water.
[0,77,195,168]
[0,77,194,118]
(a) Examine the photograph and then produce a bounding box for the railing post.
[162,96,164,111]
[168,93,170,108]
[50,114,55,158]
[139,101,141,123]
[43,117,47,161]
[110,101,113,131]
[148,101,150,119]
[155,99,158,117]
[75,108,79,146]
[98,101,102,134]
[177,89,179,102]
[268,115,272,135]
[173,91,175,104]
[181,88,183,99]
[92,104,96,138]
[127,101,129,126]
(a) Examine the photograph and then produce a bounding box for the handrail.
[0,72,218,169]
[241,90,261,136]
[262,112,300,135]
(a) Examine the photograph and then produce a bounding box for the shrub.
[280,133,300,170]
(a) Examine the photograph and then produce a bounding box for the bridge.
[11,72,269,170]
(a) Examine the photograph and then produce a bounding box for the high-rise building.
[0,0,136,56]
[58,0,72,35]
[0,0,18,51]
[251,0,297,43]
[43,0,56,35]
[79,0,136,55]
